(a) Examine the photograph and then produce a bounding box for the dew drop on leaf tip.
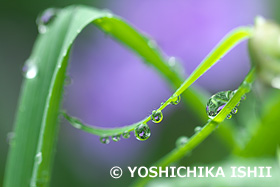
[134,124,151,141]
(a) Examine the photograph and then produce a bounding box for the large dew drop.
[134,124,151,141]
[36,8,59,33]
[151,110,163,123]
[100,136,110,144]
[206,90,242,119]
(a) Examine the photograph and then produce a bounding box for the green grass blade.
[64,27,252,141]
[4,6,112,187]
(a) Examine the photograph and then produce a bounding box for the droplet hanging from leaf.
[171,95,181,105]
[134,124,151,141]
[100,136,110,144]
[112,134,121,142]
[151,110,163,123]
[122,131,130,139]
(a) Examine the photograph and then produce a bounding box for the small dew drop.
[241,94,246,101]
[112,134,121,142]
[168,57,176,67]
[147,40,157,48]
[171,95,181,105]
[151,110,163,123]
[72,123,82,129]
[227,114,232,119]
[64,76,72,86]
[176,136,189,148]
[36,8,59,33]
[194,126,202,133]
[134,124,151,141]
[100,136,110,144]
[6,132,15,145]
[231,107,238,115]
[122,131,130,139]
[35,152,42,165]
[22,62,38,79]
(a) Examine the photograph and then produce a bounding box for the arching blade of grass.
[64,27,251,138]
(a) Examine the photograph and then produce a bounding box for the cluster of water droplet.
[100,131,132,144]
[99,94,183,144]
[206,90,246,119]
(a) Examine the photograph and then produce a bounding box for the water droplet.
[36,8,59,33]
[194,126,202,133]
[122,131,130,139]
[171,95,181,105]
[112,134,121,142]
[161,102,164,106]
[168,57,176,67]
[206,90,235,118]
[22,62,38,79]
[167,57,185,77]
[241,94,246,101]
[100,136,110,144]
[148,40,157,48]
[6,132,15,145]
[151,110,163,123]
[231,107,238,114]
[72,123,81,129]
[227,114,232,119]
[176,136,188,148]
[271,76,280,89]
[64,76,72,85]
[134,124,151,141]
[35,152,42,164]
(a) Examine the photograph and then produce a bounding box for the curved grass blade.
[64,27,252,139]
